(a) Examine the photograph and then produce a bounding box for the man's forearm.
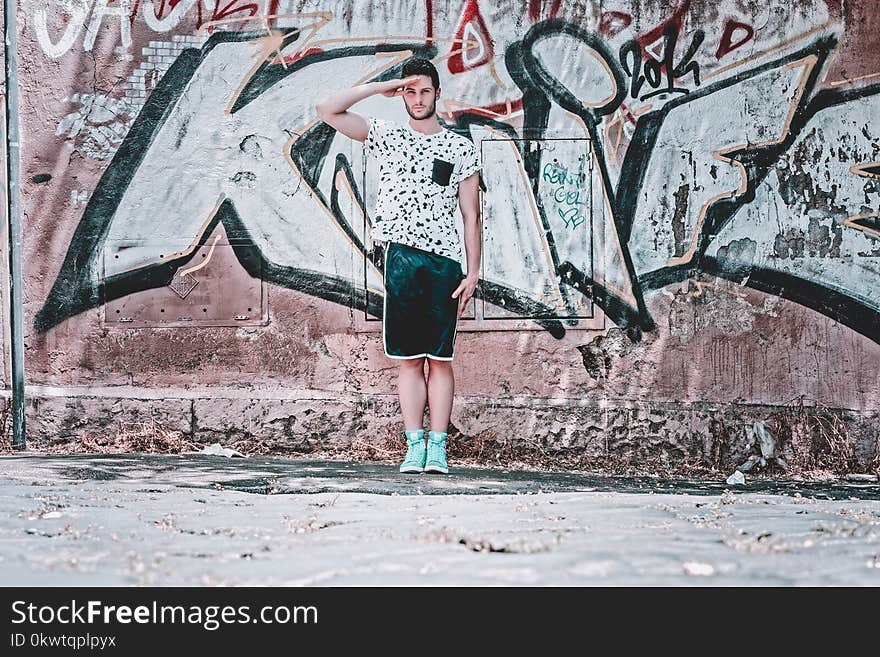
[462,214,481,280]
[316,82,380,116]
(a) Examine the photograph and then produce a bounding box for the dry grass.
[0,404,715,477]
[0,412,306,458]
[310,428,720,478]
[2,401,876,480]
[767,396,862,476]
[0,406,17,454]
[346,434,402,461]
[1,416,256,457]
[306,434,406,465]
[36,417,201,454]
[65,418,197,455]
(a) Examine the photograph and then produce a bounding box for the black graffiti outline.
[619,22,705,102]
[35,29,568,337]
[627,41,880,342]
[520,19,653,335]
[33,19,880,344]
[521,19,879,342]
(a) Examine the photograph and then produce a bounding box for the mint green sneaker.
[399,430,426,473]
[424,431,449,474]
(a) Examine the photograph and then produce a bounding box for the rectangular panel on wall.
[480,137,595,322]
[101,240,267,327]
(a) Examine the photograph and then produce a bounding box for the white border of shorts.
[382,242,460,362]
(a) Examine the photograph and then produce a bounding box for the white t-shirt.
[364,117,481,261]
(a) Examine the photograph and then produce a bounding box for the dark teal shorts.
[382,241,464,361]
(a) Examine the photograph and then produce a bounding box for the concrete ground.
[1,453,879,585]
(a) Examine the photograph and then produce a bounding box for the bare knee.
[399,357,426,370]
[426,359,453,373]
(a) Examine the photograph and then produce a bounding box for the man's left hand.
[451,275,479,319]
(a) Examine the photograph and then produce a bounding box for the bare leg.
[426,359,454,432]
[397,357,427,429]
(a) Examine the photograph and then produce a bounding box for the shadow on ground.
[2,453,879,500]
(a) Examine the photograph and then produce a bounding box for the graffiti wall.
[3,0,879,462]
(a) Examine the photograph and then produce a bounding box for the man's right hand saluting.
[379,76,421,97]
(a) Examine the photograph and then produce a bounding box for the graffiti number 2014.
[619,24,705,101]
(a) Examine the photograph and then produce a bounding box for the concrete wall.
[2,0,878,467]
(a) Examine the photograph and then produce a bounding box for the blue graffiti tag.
[543,161,587,229]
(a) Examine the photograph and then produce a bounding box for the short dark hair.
[401,57,440,90]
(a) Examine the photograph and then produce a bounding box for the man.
[315,57,481,475]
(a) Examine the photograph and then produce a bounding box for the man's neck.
[408,117,443,135]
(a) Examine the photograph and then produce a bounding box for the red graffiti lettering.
[448,0,494,74]
[715,19,754,59]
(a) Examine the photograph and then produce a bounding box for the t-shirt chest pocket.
[431,158,455,186]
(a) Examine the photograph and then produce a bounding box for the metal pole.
[4,0,25,450]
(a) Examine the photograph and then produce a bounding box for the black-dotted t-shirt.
[364,117,481,261]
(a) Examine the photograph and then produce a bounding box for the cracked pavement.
[1,454,879,585]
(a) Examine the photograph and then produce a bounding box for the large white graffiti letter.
[141,0,199,32]
[627,55,815,278]
[34,0,90,59]
[84,0,132,52]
